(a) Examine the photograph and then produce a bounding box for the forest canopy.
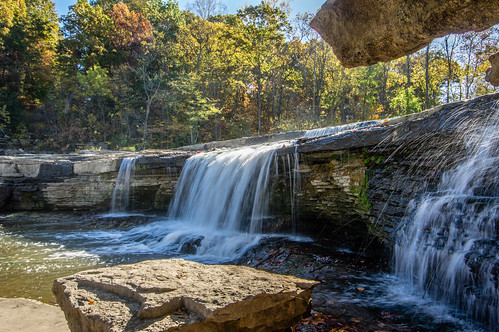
[0,0,498,151]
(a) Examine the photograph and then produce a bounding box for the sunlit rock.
[53,259,318,332]
[0,297,69,332]
[311,0,499,68]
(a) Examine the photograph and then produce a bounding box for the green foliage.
[0,0,497,151]
[0,0,59,132]
[77,65,112,97]
[390,87,422,116]
[0,105,10,136]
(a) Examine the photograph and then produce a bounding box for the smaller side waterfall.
[394,106,499,329]
[110,157,138,214]
[280,147,300,233]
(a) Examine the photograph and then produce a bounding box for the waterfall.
[164,143,288,260]
[168,144,278,233]
[163,119,388,260]
[110,157,137,214]
[394,105,499,329]
[281,147,300,233]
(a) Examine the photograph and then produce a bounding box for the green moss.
[363,155,385,167]
[350,172,371,212]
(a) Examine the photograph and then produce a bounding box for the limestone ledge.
[53,259,318,332]
[0,151,191,212]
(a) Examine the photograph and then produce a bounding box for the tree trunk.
[257,63,262,136]
[406,55,411,87]
[142,99,152,149]
[425,45,430,110]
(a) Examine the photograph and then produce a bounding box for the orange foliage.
[109,3,154,54]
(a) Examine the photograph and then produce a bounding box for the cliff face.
[1,93,497,249]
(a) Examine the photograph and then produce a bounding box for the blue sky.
[53,0,325,17]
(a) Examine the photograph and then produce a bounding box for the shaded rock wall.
[290,93,498,248]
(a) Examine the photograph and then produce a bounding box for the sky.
[53,0,325,17]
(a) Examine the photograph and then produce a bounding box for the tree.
[188,0,226,20]
[76,65,112,141]
[135,49,166,148]
[237,0,290,135]
[108,2,154,63]
[60,0,114,71]
[390,87,421,116]
[459,27,499,99]
[440,34,461,103]
[0,0,59,133]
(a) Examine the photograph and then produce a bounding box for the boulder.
[52,259,318,332]
[311,0,499,68]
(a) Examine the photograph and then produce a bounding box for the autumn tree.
[0,0,59,134]
[188,0,226,20]
[108,2,154,64]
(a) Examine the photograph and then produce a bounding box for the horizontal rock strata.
[53,259,318,332]
[0,151,190,212]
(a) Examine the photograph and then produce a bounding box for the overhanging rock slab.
[53,259,318,331]
[311,0,499,68]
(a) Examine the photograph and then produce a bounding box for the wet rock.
[0,182,13,208]
[53,258,318,332]
[311,0,499,68]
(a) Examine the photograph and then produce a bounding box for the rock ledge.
[53,259,318,331]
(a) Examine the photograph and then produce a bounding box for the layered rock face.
[52,259,318,332]
[311,0,499,68]
[0,151,189,212]
[273,93,499,246]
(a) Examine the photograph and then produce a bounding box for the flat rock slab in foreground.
[53,259,318,331]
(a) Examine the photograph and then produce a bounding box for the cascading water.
[394,105,499,329]
[165,144,282,260]
[280,147,300,233]
[157,120,387,261]
[304,120,382,138]
[110,156,137,214]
